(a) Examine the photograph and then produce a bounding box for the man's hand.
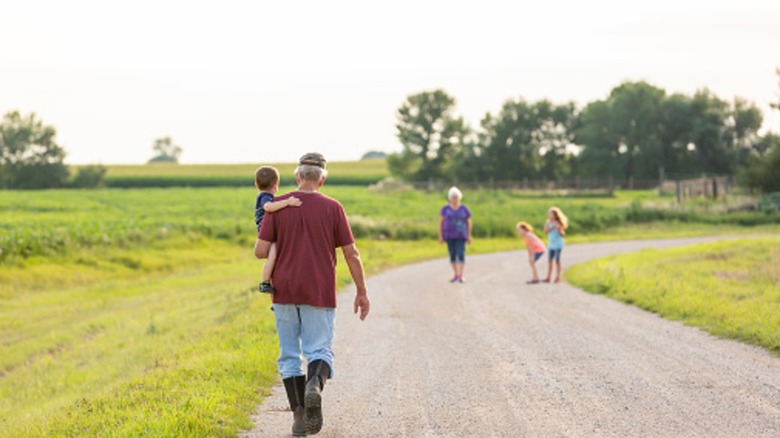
[354,294,370,321]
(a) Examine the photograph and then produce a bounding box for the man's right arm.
[341,243,369,320]
[254,238,271,259]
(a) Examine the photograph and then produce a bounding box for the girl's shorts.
[548,248,563,261]
[533,252,544,261]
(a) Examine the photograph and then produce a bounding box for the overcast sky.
[2,0,779,164]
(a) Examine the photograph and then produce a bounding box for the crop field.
[4,186,779,265]
[2,182,779,436]
[92,160,390,188]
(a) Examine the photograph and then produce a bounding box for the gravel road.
[240,236,780,437]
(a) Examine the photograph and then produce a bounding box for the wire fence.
[396,174,757,201]
[404,176,656,193]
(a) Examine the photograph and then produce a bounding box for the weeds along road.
[241,237,780,437]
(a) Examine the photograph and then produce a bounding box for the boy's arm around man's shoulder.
[263,196,302,213]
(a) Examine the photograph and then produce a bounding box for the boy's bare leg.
[259,243,277,293]
[263,243,277,282]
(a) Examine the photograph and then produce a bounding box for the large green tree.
[576,82,763,180]
[458,98,541,182]
[576,81,666,181]
[741,133,780,192]
[574,99,619,179]
[391,90,467,180]
[681,90,761,175]
[536,101,578,180]
[453,98,577,182]
[0,111,68,189]
[658,93,696,174]
[740,67,780,193]
[727,96,763,165]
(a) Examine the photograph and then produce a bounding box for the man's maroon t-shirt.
[258,191,354,308]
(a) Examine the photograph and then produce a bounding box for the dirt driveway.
[241,237,780,437]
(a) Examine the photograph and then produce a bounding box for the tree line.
[0,111,105,189]
[0,111,183,189]
[391,76,780,192]
[3,73,778,192]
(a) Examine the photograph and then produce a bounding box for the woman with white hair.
[438,186,472,282]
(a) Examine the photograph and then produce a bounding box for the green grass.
[0,239,277,437]
[6,186,776,264]
[566,237,780,354]
[2,184,780,436]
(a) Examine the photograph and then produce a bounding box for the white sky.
[2,0,779,164]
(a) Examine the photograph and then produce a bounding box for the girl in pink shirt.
[516,221,546,284]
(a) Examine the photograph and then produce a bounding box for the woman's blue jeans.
[446,238,466,263]
[272,304,335,379]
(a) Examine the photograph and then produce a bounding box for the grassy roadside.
[1,240,275,436]
[566,237,780,355]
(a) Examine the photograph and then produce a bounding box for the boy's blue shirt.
[254,192,274,230]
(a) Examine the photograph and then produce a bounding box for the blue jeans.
[446,239,466,263]
[272,304,335,379]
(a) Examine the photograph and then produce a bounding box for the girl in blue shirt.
[543,206,568,283]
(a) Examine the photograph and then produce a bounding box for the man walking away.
[254,152,370,436]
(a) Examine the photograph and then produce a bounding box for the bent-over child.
[516,221,546,284]
[543,206,568,283]
[254,166,301,293]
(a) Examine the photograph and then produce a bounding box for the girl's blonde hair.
[549,207,568,229]
[516,221,533,232]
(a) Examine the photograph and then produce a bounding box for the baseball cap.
[299,152,327,169]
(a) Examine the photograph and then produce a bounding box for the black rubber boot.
[282,376,307,437]
[304,360,330,434]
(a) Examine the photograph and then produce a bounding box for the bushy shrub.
[71,165,107,188]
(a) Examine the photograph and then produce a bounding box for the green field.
[2,181,780,436]
[93,160,390,188]
[4,185,778,265]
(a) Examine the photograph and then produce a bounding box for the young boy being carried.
[254,166,301,293]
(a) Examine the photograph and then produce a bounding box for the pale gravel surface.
[240,236,780,437]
